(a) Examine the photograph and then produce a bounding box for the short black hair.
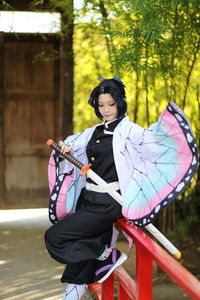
[88,77,127,121]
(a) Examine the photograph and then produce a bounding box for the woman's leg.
[62,283,87,300]
[44,189,123,284]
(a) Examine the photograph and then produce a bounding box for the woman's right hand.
[58,141,73,156]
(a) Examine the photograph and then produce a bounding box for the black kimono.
[45,118,123,284]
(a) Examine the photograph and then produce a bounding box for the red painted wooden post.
[89,218,200,300]
[136,243,153,300]
[88,282,101,300]
[118,283,131,299]
[114,266,137,299]
[102,273,114,300]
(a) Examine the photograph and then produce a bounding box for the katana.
[46,139,181,260]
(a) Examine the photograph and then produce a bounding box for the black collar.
[104,117,124,132]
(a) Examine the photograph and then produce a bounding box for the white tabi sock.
[62,283,87,300]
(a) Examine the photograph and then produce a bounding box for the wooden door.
[3,36,60,207]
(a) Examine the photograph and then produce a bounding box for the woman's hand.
[58,141,73,157]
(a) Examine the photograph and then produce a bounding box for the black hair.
[88,77,127,121]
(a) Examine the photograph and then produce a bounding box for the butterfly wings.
[48,151,74,223]
[122,102,198,227]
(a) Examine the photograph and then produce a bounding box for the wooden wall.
[0,34,73,208]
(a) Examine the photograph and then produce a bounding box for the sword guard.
[81,163,92,176]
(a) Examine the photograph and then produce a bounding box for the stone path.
[0,209,94,300]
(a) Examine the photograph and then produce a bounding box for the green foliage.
[74,0,200,127]
[1,1,13,10]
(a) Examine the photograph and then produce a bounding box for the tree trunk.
[61,4,74,137]
[0,32,6,203]
[182,40,200,109]
[144,45,150,127]
[99,0,116,75]
[134,70,139,123]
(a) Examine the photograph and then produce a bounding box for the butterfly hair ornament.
[98,77,126,88]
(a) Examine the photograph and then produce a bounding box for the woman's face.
[98,94,118,122]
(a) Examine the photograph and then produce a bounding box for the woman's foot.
[95,248,127,283]
[62,283,87,300]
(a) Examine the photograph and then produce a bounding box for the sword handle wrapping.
[46,139,91,176]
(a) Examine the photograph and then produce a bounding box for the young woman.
[45,77,198,300]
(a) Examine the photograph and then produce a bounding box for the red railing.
[88,218,200,300]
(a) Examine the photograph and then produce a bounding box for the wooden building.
[0,1,73,208]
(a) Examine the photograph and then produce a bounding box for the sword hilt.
[46,139,91,176]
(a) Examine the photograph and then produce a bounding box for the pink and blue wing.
[48,151,74,223]
[122,102,198,227]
